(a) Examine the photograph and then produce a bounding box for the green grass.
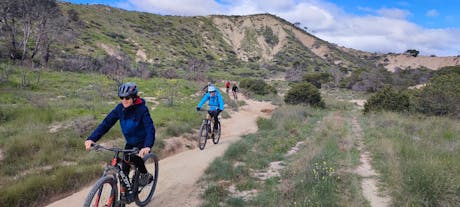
[0,66,210,206]
[361,112,460,206]
[201,105,351,206]
[199,96,378,206]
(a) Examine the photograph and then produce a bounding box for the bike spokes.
[198,121,208,150]
[85,178,117,207]
[136,154,159,206]
[212,121,221,144]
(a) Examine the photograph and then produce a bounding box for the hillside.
[53,3,459,78]
[2,1,457,80]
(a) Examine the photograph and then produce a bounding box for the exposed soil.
[380,54,460,71]
[352,116,392,206]
[45,93,276,207]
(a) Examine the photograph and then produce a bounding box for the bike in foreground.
[84,143,159,207]
[197,109,221,150]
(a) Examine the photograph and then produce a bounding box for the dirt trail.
[352,116,391,207]
[46,94,276,207]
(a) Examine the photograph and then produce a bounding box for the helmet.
[208,85,216,92]
[118,82,138,97]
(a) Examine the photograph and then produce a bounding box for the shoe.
[139,173,153,186]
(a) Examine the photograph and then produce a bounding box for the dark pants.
[122,143,148,175]
[208,110,220,130]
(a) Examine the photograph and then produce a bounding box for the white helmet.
[208,85,216,92]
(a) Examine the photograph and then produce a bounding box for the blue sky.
[64,0,460,56]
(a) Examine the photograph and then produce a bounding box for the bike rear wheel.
[198,121,208,150]
[83,176,118,207]
[135,153,159,206]
[212,121,221,144]
[233,92,238,100]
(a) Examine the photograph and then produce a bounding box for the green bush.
[284,82,325,107]
[363,86,411,113]
[431,65,460,78]
[414,73,460,117]
[302,72,332,88]
[239,78,276,95]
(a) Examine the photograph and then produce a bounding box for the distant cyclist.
[85,82,155,186]
[196,85,224,131]
[232,83,239,100]
[225,80,231,93]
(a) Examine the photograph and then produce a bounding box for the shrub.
[239,78,276,95]
[414,73,460,117]
[405,49,420,57]
[284,82,325,107]
[302,72,332,88]
[363,86,411,113]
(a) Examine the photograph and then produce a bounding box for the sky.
[64,0,460,57]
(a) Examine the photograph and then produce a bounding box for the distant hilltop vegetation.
[1,2,458,78]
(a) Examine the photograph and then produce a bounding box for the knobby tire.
[83,176,118,207]
[212,121,221,144]
[135,153,159,206]
[198,121,208,150]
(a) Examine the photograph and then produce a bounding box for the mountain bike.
[232,90,238,100]
[84,143,159,207]
[198,109,221,150]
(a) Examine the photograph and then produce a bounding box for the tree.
[414,73,460,117]
[405,49,419,57]
[302,72,332,88]
[363,86,411,113]
[0,0,64,66]
[240,78,276,95]
[284,82,325,107]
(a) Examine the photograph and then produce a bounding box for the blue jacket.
[87,98,155,148]
[197,92,224,111]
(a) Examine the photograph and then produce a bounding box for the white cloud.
[126,0,222,16]
[426,9,438,17]
[377,8,411,19]
[114,0,460,56]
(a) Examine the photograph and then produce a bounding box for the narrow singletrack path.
[46,94,276,207]
[352,116,391,207]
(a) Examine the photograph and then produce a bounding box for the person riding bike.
[232,83,238,94]
[196,85,224,131]
[84,82,155,187]
[225,81,231,93]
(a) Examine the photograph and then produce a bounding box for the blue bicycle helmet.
[118,82,138,97]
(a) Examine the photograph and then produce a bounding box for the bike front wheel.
[135,153,159,206]
[83,176,118,207]
[198,121,208,150]
[212,121,221,144]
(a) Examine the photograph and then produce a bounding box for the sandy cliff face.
[212,14,460,71]
[212,14,324,62]
[379,54,460,71]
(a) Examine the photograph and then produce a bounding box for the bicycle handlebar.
[90,143,139,154]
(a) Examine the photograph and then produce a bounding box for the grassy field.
[1,66,459,206]
[199,89,460,206]
[0,66,214,206]
[361,112,460,206]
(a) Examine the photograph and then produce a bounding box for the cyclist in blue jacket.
[85,82,155,186]
[196,85,224,131]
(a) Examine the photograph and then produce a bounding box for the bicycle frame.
[94,145,139,203]
[85,144,158,207]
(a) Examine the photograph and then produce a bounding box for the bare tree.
[100,54,131,85]
[185,57,208,81]
[0,0,64,66]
